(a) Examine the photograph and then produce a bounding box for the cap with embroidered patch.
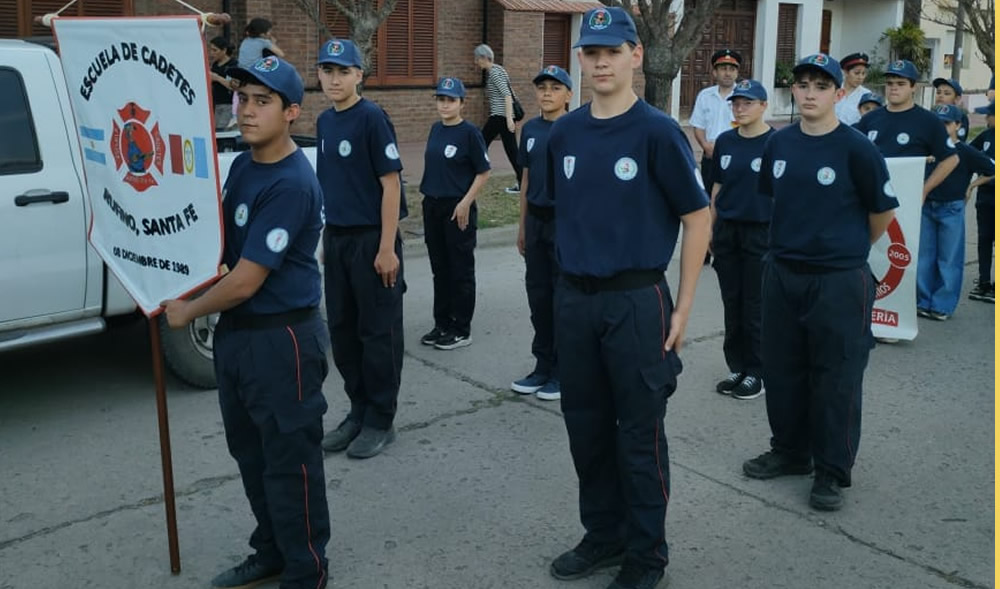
[792,53,843,87]
[858,92,883,107]
[434,76,466,99]
[885,59,919,81]
[932,77,963,96]
[533,65,573,90]
[728,79,767,101]
[839,52,869,70]
[712,49,742,68]
[317,38,363,68]
[934,104,963,122]
[228,56,304,105]
[974,101,994,115]
[574,6,638,48]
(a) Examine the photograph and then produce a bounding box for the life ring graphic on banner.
[875,218,911,300]
[110,101,165,192]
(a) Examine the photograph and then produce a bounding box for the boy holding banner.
[742,54,897,512]
[163,56,331,589]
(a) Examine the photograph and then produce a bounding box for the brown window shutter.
[26,0,133,36]
[0,2,20,38]
[410,0,434,80]
[543,14,570,71]
[383,0,410,78]
[776,3,798,66]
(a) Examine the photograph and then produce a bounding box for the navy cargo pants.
[324,228,405,430]
[761,259,875,486]
[422,197,477,337]
[711,219,768,377]
[556,274,682,570]
[523,206,559,378]
[214,311,331,589]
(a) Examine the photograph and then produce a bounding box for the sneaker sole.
[434,338,472,350]
[511,383,544,394]
[809,494,844,511]
[346,430,397,459]
[732,388,765,400]
[743,462,813,480]
[321,427,361,453]
[549,553,624,581]
[211,573,280,589]
[535,391,561,401]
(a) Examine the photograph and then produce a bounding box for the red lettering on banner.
[872,308,899,326]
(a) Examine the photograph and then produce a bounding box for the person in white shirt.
[834,52,870,125]
[691,49,741,193]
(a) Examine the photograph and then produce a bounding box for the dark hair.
[793,69,838,86]
[885,74,916,88]
[234,79,292,110]
[209,36,232,55]
[245,18,273,38]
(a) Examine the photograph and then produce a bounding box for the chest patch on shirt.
[234,203,249,227]
[719,154,731,170]
[867,130,878,142]
[884,180,896,197]
[816,167,836,186]
[773,160,786,179]
[444,144,458,159]
[947,138,956,148]
[338,140,352,157]
[751,157,762,172]
[266,228,289,253]
[614,157,638,181]
[526,137,535,152]
[563,156,576,179]
[385,143,400,160]
[896,132,910,145]
[958,127,967,138]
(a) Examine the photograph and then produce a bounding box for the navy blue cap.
[933,104,963,122]
[228,56,304,105]
[932,77,963,95]
[792,53,843,87]
[728,78,767,101]
[975,101,994,115]
[533,65,573,90]
[317,38,363,68]
[885,59,919,81]
[712,49,742,68]
[858,92,884,107]
[434,76,466,99]
[574,6,638,48]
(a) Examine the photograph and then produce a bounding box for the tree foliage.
[290,0,399,78]
[923,0,995,74]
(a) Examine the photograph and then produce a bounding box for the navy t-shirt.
[420,120,491,198]
[969,127,995,206]
[927,141,995,201]
[316,98,406,227]
[518,116,555,207]
[222,149,323,314]
[712,127,775,223]
[855,105,956,160]
[546,100,709,277]
[759,123,899,269]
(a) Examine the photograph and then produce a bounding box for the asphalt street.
[0,208,994,589]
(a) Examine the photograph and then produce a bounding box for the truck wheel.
[159,313,218,389]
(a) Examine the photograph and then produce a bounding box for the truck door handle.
[15,191,70,206]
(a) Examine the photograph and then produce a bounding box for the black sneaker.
[743,450,813,479]
[346,426,396,459]
[210,554,282,588]
[917,307,932,318]
[715,372,743,395]
[732,375,764,400]
[809,471,844,511]
[504,184,521,194]
[969,281,995,303]
[550,538,625,580]
[607,559,666,589]
[434,331,472,350]
[420,327,447,346]
[928,311,950,321]
[321,418,362,453]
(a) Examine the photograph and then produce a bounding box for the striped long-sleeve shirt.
[485,64,513,117]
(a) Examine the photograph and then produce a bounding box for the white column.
[756,0,780,118]
[797,0,823,56]
[669,0,684,118]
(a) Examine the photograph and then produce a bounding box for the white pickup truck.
[0,38,316,388]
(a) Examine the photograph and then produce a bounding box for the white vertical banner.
[53,17,223,316]
[868,157,926,340]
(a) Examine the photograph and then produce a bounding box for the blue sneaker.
[511,372,547,394]
[536,379,561,401]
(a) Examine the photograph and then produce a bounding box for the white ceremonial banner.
[869,157,926,341]
[53,17,223,316]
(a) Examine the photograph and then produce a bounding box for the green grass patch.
[400,173,522,237]
[969,126,986,139]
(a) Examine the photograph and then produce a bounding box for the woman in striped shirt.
[474,44,522,193]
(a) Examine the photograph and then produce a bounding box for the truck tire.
[159,314,218,389]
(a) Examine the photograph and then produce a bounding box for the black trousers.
[761,260,874,486]
[481,115,522,181]
[524,210,559,378]
[323,228,404,430]
[423,197,477,336]
[712,219,768,377]
[700,155,716,192]
[976,203,994,284]
[557,276,682,570]
[214,314,330,589]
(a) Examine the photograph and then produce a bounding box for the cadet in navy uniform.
[742,54,898,512]
[546,8,711,589]
[314,39,406,459]
[932,78,970,141]
[855,91,883,122]
[709,79,774,401]
[916,104,995,320]
[419,77,491,350]
[968,101,996,303]
[510,65,573,402]
[163,57,330,589]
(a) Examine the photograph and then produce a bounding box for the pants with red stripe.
[215,314,331,589]
[555,276,681,570]
[760,260,874,487]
